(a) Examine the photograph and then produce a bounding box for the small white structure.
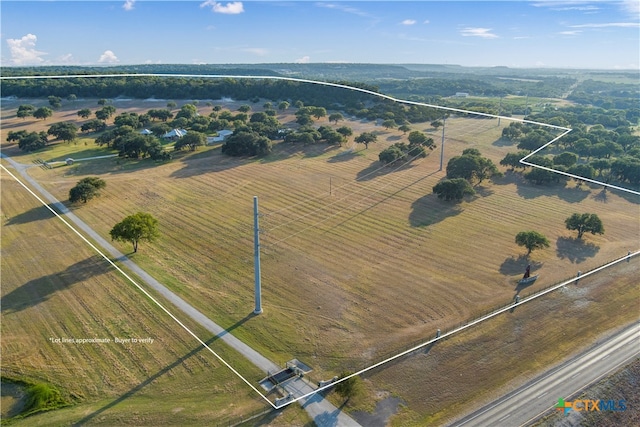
[140,129,153,135]
[162,129,188,139]
[206,129,233,145]
[455,92,469,98]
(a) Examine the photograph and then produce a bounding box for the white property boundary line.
[1,73,638,410]
[0,164,278,410]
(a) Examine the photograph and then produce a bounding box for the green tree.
[336,126,353,139]
[432,178,475,201]
[379,145,406,164]
[312,107,327,120]
[96,106,116,121]
[334,372,363,402]
[109,212,159,253]
[77,108,92,119]
[17,132,48,152]
[47,122,78,142]
[69,177,106,204]
[329,113,344,124]
[565,213,604,239]
[398,124,411,134]
[6,130,28,143]
[381,119,396,129]
[17,104,35,119]
[80,119,107,133]
[354,132,377,149]
[174,131,206,151]
[48,95,62,109]
[500,151,529,171]
[33,107,53,120]
[553,152,578,167]
[278,101,290,112]
[447,154,480,181]
[515,231,550,255]
[222,131,272,157]
[524,168,554,185]
[589,158,611,177]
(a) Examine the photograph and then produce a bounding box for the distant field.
[2,96,638,423]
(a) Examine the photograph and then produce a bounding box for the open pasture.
[0,171,291,425]
[3,98,638,388]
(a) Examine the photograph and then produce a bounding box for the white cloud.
[123,0,135,11]
[423,20,430,24]
[295,55,311,64]
[243,47,268,56]
[200,1,244,14]
[570,22,640,28]
[460,27,499,38]
[620,0,640,16]
[401,19,417,26]
[57,53,75,64]
[6,33,47,65]
[317,3,368,17]
[98,50,119,63]
[559,30,582,35]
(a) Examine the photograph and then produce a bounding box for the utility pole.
[439,116,446,171]
[253,196,263,314]
[498,96,503,126]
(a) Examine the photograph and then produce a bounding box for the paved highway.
[450,322,639,427]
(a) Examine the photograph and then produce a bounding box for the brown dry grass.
[0,172,299,425]
[2,97,638,423]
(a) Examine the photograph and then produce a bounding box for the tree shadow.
[473,185,494,198]
[302,144,340,159]
[327,149,362,163]
[492,137,517,147]
[63,156,167,178]
[610,187,640,205]
[515,179,565,200]
[499,255,542,277]
[555,185,591,203]
[1,255,109,313]
[72,312,259,426]
[592,188,609,203]
[323,171,440,233]
[409,193,463,228]
[169,147,243,178]
[3,204,59,226]
[556,236,600,264]
[355,160,418,182]
[385,135,402,142]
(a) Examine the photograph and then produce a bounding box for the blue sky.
[1,1,638,69]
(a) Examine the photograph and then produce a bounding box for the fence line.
[352,251,639,375]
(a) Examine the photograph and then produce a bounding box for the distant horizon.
[2,61,639,73]
[2,1,638,70]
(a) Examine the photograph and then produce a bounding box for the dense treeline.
[567,79,640,110]
[377,75,576,100]
[0,75,376,105]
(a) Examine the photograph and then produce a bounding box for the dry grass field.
[0,171,307,425]
[2,96,638,424]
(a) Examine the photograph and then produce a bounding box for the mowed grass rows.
[3,101,639,382]
[0,173,292,425]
